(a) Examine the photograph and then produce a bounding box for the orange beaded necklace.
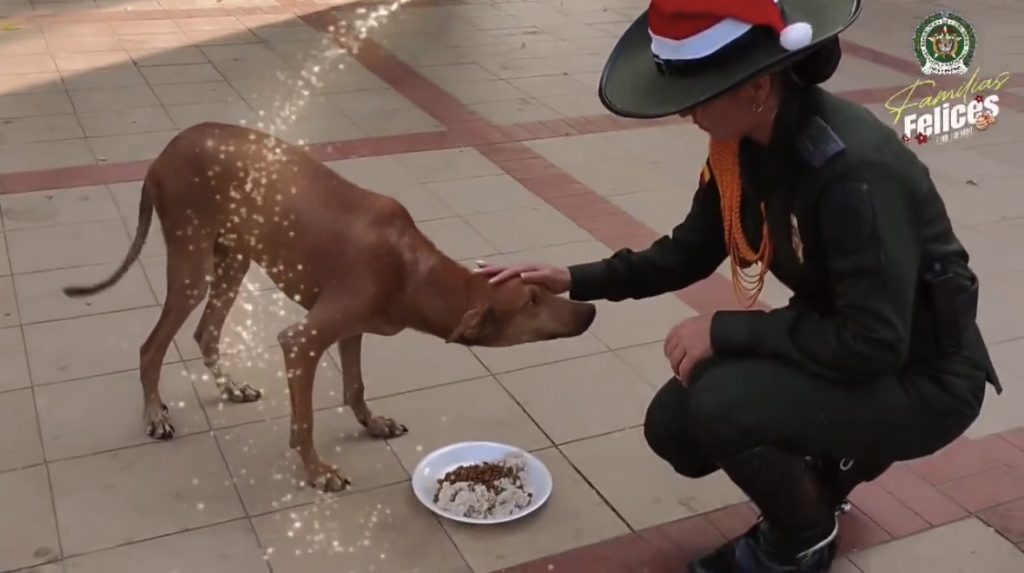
[707,139,772,308]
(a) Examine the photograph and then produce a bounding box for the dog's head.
[446,277,596,347]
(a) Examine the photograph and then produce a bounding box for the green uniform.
[567,85,1001,474]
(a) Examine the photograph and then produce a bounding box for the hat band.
[650,18,753,61]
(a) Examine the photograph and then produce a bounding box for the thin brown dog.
[63,122,597,491]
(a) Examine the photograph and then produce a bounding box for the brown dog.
[63,122,597,491]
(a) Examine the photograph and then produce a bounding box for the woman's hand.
[664,314,715,384]
[472,260,572,295]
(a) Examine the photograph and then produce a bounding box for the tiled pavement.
[1,0,1023,571]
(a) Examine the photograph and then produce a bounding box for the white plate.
[411,441,552,525]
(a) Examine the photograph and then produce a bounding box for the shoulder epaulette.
[795,116,846,168]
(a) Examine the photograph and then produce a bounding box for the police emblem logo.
[914,11,976,75]
[790,213,804,264]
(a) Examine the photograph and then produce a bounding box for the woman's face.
[686,75,775,140]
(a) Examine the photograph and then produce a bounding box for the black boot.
[813,455,893,514]
[688,446,839,573]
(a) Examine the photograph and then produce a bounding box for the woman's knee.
[643,378,717,478]
[685,364,749,458]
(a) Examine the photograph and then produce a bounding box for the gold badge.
[790,213,804,264]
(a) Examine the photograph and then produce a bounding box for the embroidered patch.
[796,117,846,168]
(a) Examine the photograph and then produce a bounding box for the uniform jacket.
[568,85,1001,390]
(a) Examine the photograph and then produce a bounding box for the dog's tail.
[63,180,155,298]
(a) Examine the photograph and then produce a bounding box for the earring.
[753,102,764,113]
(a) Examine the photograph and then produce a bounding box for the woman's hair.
[788,37,843,87]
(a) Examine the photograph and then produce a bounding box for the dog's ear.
[446,305,494,345]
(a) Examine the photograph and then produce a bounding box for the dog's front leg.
[279,302,357,493]
[338,334,407,439]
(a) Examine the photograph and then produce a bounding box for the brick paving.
[1,0,1023,572]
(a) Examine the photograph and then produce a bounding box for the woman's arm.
[708,160,920,379]
[567,166,728,302]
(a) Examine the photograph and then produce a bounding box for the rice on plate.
[432,453,534,520]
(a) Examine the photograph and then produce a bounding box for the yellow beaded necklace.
[706,139,772,308]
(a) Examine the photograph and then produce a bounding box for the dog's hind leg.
[337,334,407,439]
[193,240,262,403]
[141,247,212,440]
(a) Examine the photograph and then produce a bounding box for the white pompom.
[780,22,813,51]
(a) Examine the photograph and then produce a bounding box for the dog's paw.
[310,467,351,493]
[217,376,263,403]
[365,416,408,439]
[145,404,176,440]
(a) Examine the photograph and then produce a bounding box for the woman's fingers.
[519,270,549,284]
[488,266,530,284]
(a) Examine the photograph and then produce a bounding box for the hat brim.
[598,0,862,119]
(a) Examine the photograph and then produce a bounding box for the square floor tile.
[442,448,629,572]
[0,466,61,572]
[971,338,1024,437]
[63,519,270,573]
[373,183,456,222]
[0,114,83,145]
[470,331,607,374]
[141,63,224,85]
[35,364,208,461]
[0,185,119,230]
[0,140,97,174]
[560,428,746,529]
[24,306,176,385]
[0,326,30,392]
[849,517,1024,572]
[0,91,73,119]
[416,217,500,261]
[251,482,471,573]
[369,377,551,471]
[465,206,592,253]
[15,262,156,324]
[591,294,698,349]
[151,80,242,105]
[614,341,673,389]
[426,174,545,216]
[68,86,160,113]
[62,65,147,91]
[5,220,130,274]
[88,130,180,163]
[184,350,343,429]
[498,353,654,444]
[0,388,44,472]
[215,409,408,515]
[50,433,245,556]
[0,276,17,328]
[346,330,490,399]
[326,155,421,193]
[346,106,445,137]
[395,147,504,184]
[164,101,257,128]
[78,106,176,138]
[467,97,562,124]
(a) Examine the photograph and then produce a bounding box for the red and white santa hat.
[648,0,814,61]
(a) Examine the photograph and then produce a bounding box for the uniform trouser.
[644,355,988,524]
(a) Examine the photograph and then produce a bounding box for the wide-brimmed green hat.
[599,0,863,119]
